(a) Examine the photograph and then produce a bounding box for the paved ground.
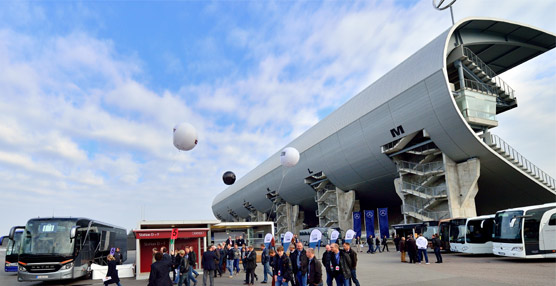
[1,248,555,285]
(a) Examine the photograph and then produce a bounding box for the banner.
[378,207,390,238]
[330,230,339,244]
[364,210,375,238]
[309,229,322,249]
[353,211,362,239]
[264,233,273,249]
[283,231,293,250]
[344,229,355,244]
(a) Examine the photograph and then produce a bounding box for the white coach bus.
[492,203,556,258]
[449,214,495,254]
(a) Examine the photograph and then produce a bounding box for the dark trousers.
[349,269,360,286]
[246,268,255,284]
[382,244,389,252]
[434,247,443,262]
[333,274,349,286]
[326,270,333,286]
[408,251,417,263]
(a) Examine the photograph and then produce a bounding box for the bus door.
[523,207,553,255]
[540,209,556,252]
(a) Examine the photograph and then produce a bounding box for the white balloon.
[173,122,198,151]
[280,147,300,167]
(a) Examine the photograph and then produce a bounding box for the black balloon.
[223,171,236,185]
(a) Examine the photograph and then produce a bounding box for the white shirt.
[416,236,428,249]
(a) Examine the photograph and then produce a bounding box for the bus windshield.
[21,220,75,256]
[466,219,493,243]
[493,210,523,243]
[450,219,466,243]
[6,232,22,256]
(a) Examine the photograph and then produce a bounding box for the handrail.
[459,78,497,96]
[396,160,444,174]
[463,47,515,99]
[483,133,555,189]
[402,181,447,197]
[402,204,450,221]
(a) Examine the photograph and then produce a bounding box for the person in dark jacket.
[260,243,272,284]
[381,235,389,252]
[173,249,183,284]
[329,243,351,285]
[399,237,407,262]
[273,246,293,286]
[149,252,173,286]
[321,244,333,286]
[290,242,309,286]
[306,248,322,286]
[188,247,198,285]
[178,250,190,286]
[218,244,225,276]
[343,243,360,286]
[114,248,124,265]
[374,237,382,253]
[394,235,401,252]
[104,255,121,286]
[269,249,276,285]
[406,236,418,264]
[225,244,235,278]
[432,234,443,263]
[225,236,235,247]
[213,245,221,278]
[201,245,217,286]
[244,245,257,285]
[366,236,374,254]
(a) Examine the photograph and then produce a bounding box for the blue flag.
[364,210,375,238]
[378,208,389,238]
[353,212,362,239]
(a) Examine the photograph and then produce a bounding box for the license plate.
[498,252,505,255]
[36,276,48,279]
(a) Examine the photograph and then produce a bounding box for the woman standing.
[104,255,121,286]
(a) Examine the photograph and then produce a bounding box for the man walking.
[321,244,333,286]
[188,247,198,286]
[394,235,401,252]
[374,236,382,253]
[201,245,217,286]
[329,243,351,286]
[343,243,360,286]
[261,243,272,284]
[432,234,443,263]
[416,234,429,264]
[244,245,257,285]
[233,244,241,275]
[381,235,389,252]
[226,244,235,278]
[290,242,308,286]
[306,248,322,286]
[366,236,374,254]
[273,246,294,286]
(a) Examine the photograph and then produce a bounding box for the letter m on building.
[390,125,405,138]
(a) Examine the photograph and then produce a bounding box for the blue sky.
[0,0,554,235]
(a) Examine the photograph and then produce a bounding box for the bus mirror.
[70,226,78,240]
[509,218,516,228]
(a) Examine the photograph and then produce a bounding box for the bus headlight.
[511,246,523,252]
[63,262,73,270]
[18,266,26,272]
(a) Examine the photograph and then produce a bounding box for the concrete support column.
[444,154,480,218]
[337,189,356,232]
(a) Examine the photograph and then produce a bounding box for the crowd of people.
[146,233,444,286]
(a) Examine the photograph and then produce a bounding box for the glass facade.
[455,90,497,123]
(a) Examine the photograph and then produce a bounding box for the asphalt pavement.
[1,247,555,286]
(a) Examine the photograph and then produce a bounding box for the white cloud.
[0,0,554,235]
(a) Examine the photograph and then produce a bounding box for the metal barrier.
[396,160,445,174]
[402,204,450,221]
[483,133,555,189]
[463,47,515,98]
[402,181,447,197]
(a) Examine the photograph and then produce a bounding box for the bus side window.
[549,214,556,226]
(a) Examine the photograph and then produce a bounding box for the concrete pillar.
[444,154,480,218]
[337,189,356,232]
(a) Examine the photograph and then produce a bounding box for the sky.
[0,0,554,236]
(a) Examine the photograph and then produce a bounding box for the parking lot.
[1,248,555,285]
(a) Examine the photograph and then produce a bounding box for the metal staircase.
[482,132,555,190]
